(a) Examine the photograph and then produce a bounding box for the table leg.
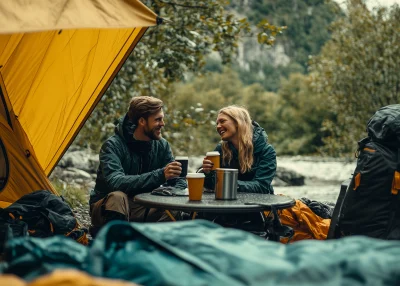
[262,209,277,241]
[191,212,197,220]
[143,208,150,222]
[164,210,176,221]
[264,207,294,243]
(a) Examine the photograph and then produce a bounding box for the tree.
[169,68,249,155]
[75,0,285,152]
[272,73,334,155]
[244,0,341,67]
[310,1,400,156]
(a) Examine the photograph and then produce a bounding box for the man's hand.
[164,161,182,180]
[202,158,213,174]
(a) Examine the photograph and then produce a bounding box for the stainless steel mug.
[215,168,238,200]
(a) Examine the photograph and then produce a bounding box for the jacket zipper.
[139,155,143,174]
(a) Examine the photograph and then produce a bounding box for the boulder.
[275,167,305,186]
[58,150,99,173]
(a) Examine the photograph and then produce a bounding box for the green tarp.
[2,220,400,285]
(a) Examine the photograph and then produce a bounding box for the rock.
[272,177,289,187]
[73,206,91,230]
[58,150,99,173]
[275,167,305,186]
[65,167,92,180]
[87,181,96,190]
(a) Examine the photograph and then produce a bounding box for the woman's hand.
[202,158,214,174]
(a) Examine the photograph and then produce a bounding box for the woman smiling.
[202,105,276,194]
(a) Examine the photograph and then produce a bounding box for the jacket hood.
[115,114,137,143]
[252,121,269,154]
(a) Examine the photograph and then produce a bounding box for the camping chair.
[326,178,352,239]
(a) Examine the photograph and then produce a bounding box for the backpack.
[339,104,400,239]
[0,190,88,246]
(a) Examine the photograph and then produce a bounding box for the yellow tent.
[0,0,157,208]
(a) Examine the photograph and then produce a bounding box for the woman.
[202,106,330,243]
[203,105,276,194]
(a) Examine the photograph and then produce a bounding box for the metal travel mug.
[214,168,238,200]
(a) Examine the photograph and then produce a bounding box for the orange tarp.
[0,269,139,286]
[278,199,331,243]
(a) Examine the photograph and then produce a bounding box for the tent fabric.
[0,0,156,33]
[0,0,156,206]
[2,220,400,285]
[0,117,53,207]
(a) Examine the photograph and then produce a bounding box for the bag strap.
[327,179,352,239]
[397,148,400,171]
[391,148,400,195]
[355,137,370,158]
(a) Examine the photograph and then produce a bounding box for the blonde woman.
[202,105,276,193]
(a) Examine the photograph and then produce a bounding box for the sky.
[335,0,400,9]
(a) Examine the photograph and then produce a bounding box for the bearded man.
[89,96,186,231]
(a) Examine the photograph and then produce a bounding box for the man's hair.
[127,96,164,124]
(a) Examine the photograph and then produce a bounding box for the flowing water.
[275,156,356,203]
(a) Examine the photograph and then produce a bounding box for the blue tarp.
[1,220,400,285]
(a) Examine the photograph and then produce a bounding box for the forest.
[75,0,400,159]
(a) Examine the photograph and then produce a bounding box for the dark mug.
[175,156,189,178]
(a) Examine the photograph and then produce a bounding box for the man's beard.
[144,126,162,140]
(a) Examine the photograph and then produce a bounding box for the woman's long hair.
[219,106,253,173]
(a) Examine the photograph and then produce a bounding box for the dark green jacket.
[204,121,276,194]
[90,115,187,205]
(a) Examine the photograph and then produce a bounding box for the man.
[89,96,186,230]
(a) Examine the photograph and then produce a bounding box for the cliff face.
[237,40,290,70]
[226,0,340,82]
[228,0,291,69]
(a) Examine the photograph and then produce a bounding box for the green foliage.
[51,180,88,209]
[162,68,282,155]
[310,1,400,156]
[236,62,306,92]
[271,73,334,155]
[75,0,284,152]
[166,70,332,156]
[227,0,341,92]
[168,68,247,155]
[245,0,341,67]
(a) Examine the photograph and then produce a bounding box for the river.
[275,156,356,203]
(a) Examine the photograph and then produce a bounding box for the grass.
[51,179,89,209]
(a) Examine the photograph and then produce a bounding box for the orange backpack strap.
[353,173,361,190]
[391,149,400,195]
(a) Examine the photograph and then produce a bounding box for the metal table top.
[134,192,295,213]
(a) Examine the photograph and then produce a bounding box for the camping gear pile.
[0,190,88,249]
[1,1,400,285]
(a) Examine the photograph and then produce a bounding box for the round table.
[134,192,296,242]
[134,192,295,213]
